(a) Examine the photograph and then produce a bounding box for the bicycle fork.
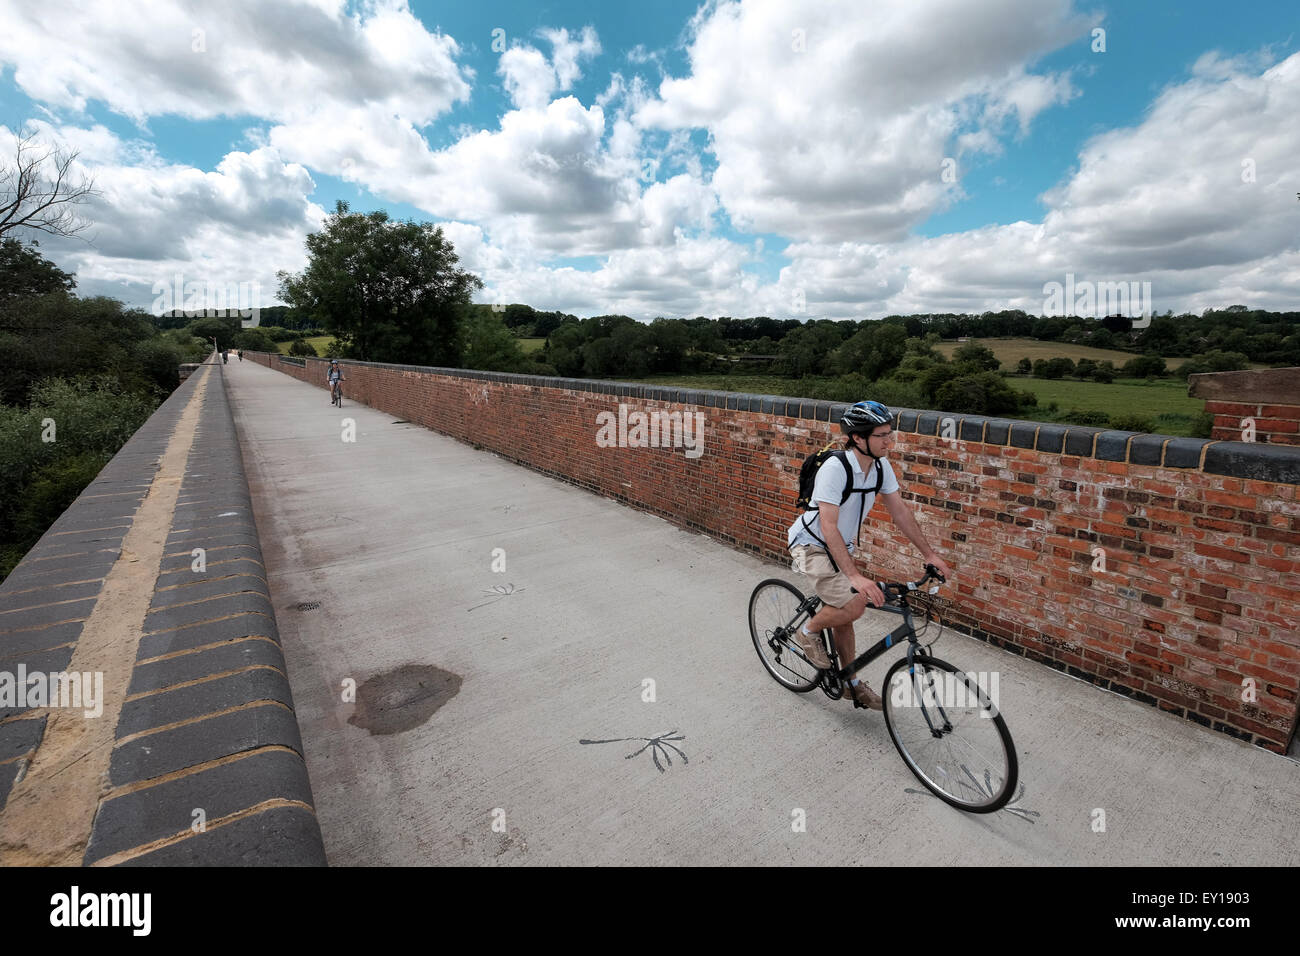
[906,643,954,739]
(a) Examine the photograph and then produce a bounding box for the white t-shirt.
[787,449,899,553]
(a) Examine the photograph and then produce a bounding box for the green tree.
[951,341,1001,372]
[277,200,482,365]
[0,238,77,300]
[1121,354,1167,378]
[1016,357,1032,375]
[462,308,527,372]
[288,338,319,357]
[234,327,276,353]
[185,316,239,350]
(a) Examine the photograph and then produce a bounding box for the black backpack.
[794,443,884,570]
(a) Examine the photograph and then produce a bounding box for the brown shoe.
[790,626,831,670]
[846,680,883,710]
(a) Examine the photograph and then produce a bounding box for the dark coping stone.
[84,748,318,865]
[5,549,120,580]
[136,612,277,659]
[1162,437,1210,469]
[760,398,775,415]
[149,574,268,610]
[984,419,1012,445]
[159,544,262,575]
[798,401,817,420]
[169,516,256,536]
[1008,422,1038,449]
[0,597,97,631]
[0,558,116,593]
[0,760,21,812]
[0,579,103,614]
[143,591,274,634]
[116,665,292,739]
[815,401,836,422]
[109,702,304,787]
[959,417,986,442]
[1203,441,1300,484]
[162,531,261,552]
[829,403,848,424]
[0,619,85,659]
[156,558,265,590]
[1035,424,1067,454]
[1064,428,1102,457]
[896,410,919,432]
[1129,434,1166,466]
[725,396,739,410]
[130,637,286,692]
[683,390,703,406]
[113,805,326,867]
[915,412,940,435]
[0,644,76,721]
[1096,431,1138,462]
[24,534,129,560]
[0,715,48,761]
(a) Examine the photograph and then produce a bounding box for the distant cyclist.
[326,359,344,402]
[786,401,953,709]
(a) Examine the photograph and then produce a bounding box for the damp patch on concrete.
[349,664,461,736]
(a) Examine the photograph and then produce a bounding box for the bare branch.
[0,131,99,240]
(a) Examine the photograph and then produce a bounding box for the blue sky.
[2,0,1298,319]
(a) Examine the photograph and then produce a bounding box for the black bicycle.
[331,378,343,407]
[748,565,1017,813]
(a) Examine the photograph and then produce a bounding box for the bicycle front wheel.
[882,654,1017,813]
[748,578,822,693]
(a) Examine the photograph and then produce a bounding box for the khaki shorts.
[789,545,856,608]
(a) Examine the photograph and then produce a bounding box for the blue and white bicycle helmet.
[840,400,894,436]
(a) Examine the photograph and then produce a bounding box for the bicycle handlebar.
[850,564,946,606]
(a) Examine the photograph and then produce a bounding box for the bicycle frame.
[780,579,955,736]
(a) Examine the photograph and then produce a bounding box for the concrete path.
[225,359,1299,865]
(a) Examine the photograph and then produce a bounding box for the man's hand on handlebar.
[923,556,953,581]
[848,574,885,608]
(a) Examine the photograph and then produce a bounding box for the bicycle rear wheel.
[748,578,822,693]
[882,654,1017,813]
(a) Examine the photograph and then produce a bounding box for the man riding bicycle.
[786,401,953,710]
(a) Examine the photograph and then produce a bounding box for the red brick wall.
[1206,400,1300,446]
[248,353,1300,752]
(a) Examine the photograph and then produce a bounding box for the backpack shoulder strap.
[835,451,854,506]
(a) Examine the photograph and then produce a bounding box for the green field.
[275,335,335,355]
[935,337,1179,368]
[518,337,546,354]
[627,372,1207,436]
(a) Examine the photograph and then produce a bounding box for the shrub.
[1108,413,1156,433]
[132,338,183,396]
[1060,409,1109,426]
[288,338,319,357]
